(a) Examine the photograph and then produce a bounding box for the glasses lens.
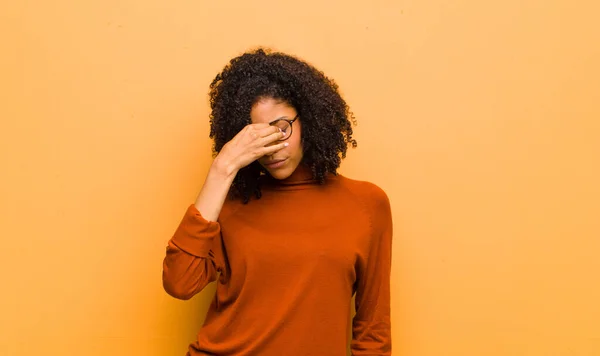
[272,120,292,140]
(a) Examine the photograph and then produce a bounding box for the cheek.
[290,135,303,158]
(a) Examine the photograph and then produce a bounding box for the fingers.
[233,124,287,164]
[243,123,278,135]
[254,124,281,138]
[240,124,282,147]
[261,141,289,156]
[258,129,285,147]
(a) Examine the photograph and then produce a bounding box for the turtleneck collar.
[261,163,320,189]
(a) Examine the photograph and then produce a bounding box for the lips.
[264,158,287,168]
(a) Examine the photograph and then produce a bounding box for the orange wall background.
[1,0,599,355]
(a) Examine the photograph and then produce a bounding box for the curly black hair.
[208,48,357,203]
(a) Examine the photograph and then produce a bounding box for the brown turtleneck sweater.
[162,166,393,355]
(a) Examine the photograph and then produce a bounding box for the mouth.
[264,158,287,169]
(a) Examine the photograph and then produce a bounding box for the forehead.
[250,98,297,124]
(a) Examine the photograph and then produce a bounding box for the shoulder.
[332,174,391,214]
[332,175,393,243]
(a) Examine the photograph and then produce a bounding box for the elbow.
[162,273,195,300]
[161,255,214,300]
[351,319,392,355]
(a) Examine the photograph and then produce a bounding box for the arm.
[351,187,393,355]
[162,204,225,300]
[163,124,287,300]
[162,160,235,300]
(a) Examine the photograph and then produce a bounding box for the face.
[250,97,303,180]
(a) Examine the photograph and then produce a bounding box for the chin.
[267,167,293,180]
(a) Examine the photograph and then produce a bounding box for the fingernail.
[284,143,289,147]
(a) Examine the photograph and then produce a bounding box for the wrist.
[211,156,238,181]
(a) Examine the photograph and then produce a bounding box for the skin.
[193,97,301,222]
[251,98,303,180]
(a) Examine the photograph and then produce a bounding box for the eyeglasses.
[269,115,298,141]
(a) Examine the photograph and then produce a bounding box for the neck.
[263,164,317,188]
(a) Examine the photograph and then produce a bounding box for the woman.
[162,48,393,355]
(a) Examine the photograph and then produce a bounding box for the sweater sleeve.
[351,186,393,355]
[162,204,226,300]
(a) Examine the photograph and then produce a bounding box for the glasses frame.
[269,115,298,141]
